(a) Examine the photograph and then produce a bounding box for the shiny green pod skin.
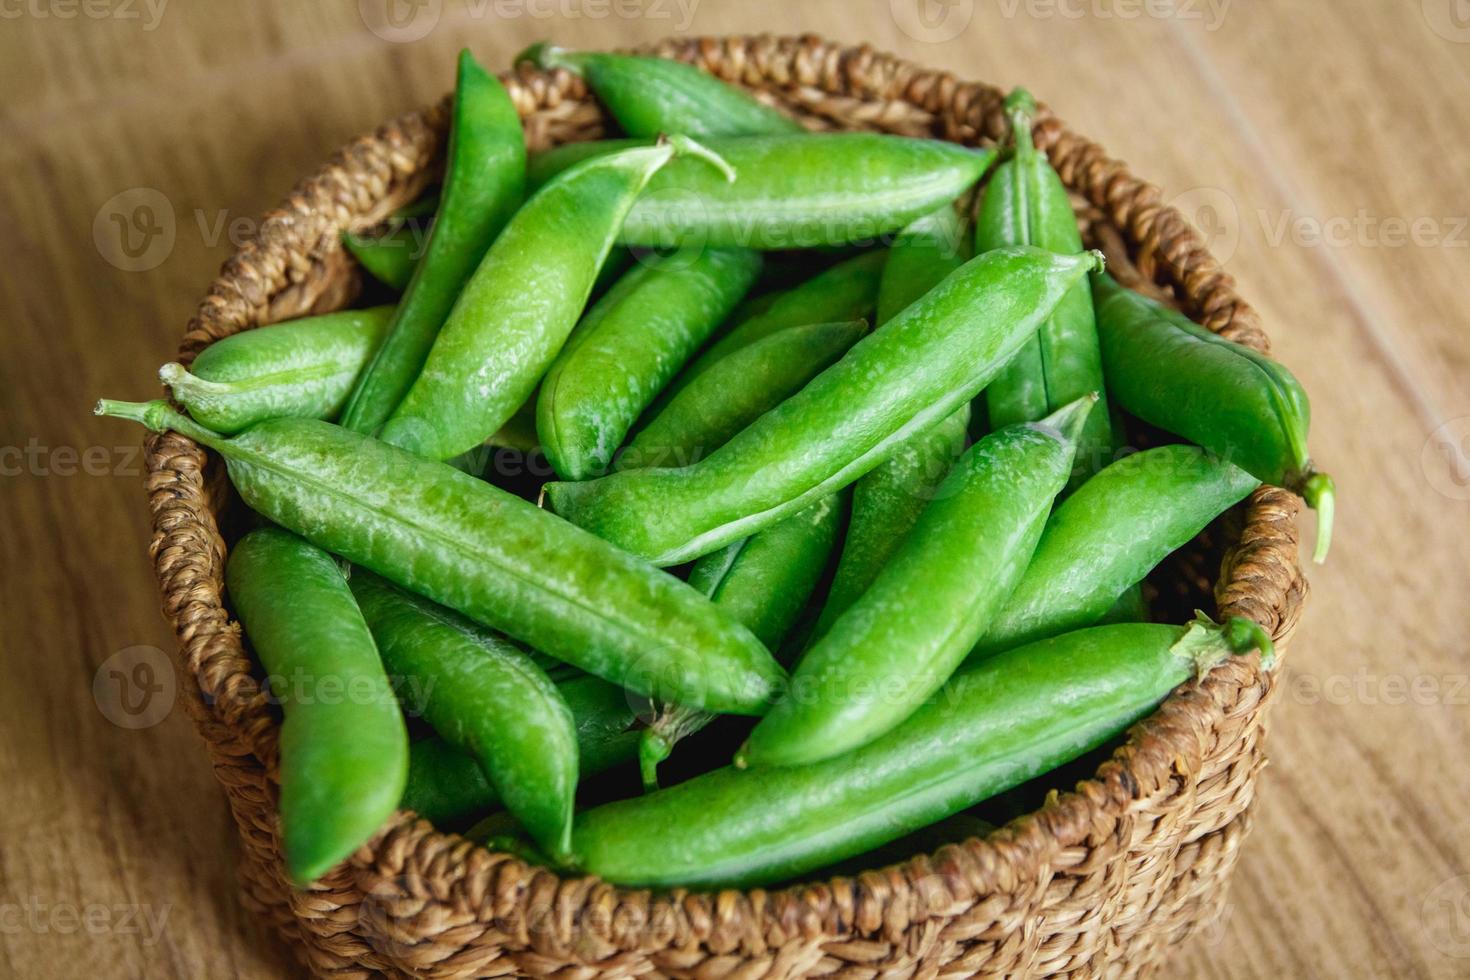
[158,307,393,433]
[349,570,577,857]
[400,674,641,826]
[571,616,1274,888]
[1092,272,1335,561]
[225,527,408,886]
[814,406,969,637]
[94,401,786,715]
[740,397,1094,768]
[875,203,971,324]
[380,138,732,461]
[619,320,868,471]
[639,493,847,788]
[971,444,1260,660]
[527,139,649,191]
[617,135,997,250]
[660,250,885,405]
[545,246,1105,565]
[519,44,803,138]
[537,247,761,480]
[340,52,525,436]
[976,89,1112,487]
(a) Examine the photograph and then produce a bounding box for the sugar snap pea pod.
[339,51,525,436]
[401,673,641,826]
[520,44,802,139]
[875,203,971,324]
[349,570,578,856]
[537,247,761,480]
[970,443,1260,660]
[224,527,407,886]
[640,493,846,789]
[977,89,1112,488]
[619,320,868,471]
[380,137,735,461]
[813,406,969,638]
[1092,272,1335,562]
[616,135,996,250]
[94,401,785,714]
[158,307,393,434]
[342,193,438,291]
[546,246,1105,565]
[740,397,1094,769]
[572,615,1273,887]
[527,138,651,191]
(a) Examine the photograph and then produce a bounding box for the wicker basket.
[140,33,1308,979]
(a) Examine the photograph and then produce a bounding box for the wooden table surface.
[4,1,1468,976]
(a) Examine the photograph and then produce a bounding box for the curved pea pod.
[519,44,802,138]
[158,307,393,434]
[546,246,1106,565]
[876,203,971,324]
[94,401,786,715]
[740,397,1094,769]
[571,615,1273,888]
[1092,272,1335,561]
[349,571,577,857]
[380,137,734,461]
[658,250,885,410]
[640,493,846,789]
[617,134,996,250]
[537,247,761,481]
[977,89,1112,488]
[814,406,969,637]
[400,674,641,826]
[620,320,868,471]
[971,444,1260,660]
[225,527,407,886]
[340,51,525,436]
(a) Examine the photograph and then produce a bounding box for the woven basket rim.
[139,32,1307,960]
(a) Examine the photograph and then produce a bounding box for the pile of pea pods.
[100,48,1332,889]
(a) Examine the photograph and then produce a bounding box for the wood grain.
[2,1,1467,977]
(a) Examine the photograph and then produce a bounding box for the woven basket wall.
[139,33,1308,979]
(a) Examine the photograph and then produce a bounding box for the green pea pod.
[225,527,407,886]
[343,193,438,291]
[380,137,734,461]
[537,247,761,480]
[340,51,525,436]
[349,571,576,857]
[977,89,1112,488]
[519,44,802,139]
[810,204,973,637]
[875,203,971,324]
[618,134,994,250]
[652,251,885,418]
[527,138,650,192]
[814,406,970,637]
[971,444,1261,660]
[158,307,393,434]
[620,320,868,471]
[1097,584,1150,625]
[640,493,846,789]
[94,402,786,715]
[740,396,1094,769]
[572,615,1273,888]
[546,246,1105,565]
[1092,272,1335,562]
[400,673,641,826]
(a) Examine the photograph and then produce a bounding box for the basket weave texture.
[140,33,1307,979]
